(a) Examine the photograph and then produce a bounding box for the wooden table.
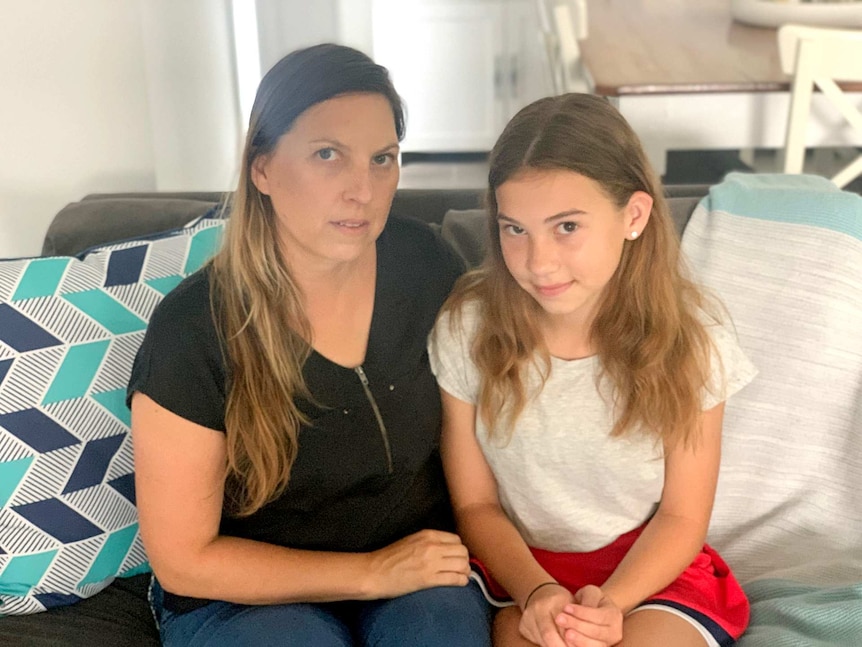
[579,0,862,174]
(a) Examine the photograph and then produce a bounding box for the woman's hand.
[365,529,470,598]
[518,583,575,647]
[555,585,623,647]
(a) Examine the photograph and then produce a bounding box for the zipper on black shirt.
[354,365,393,474]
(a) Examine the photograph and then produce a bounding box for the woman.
[430,94,754,646]
[128,43,491,646]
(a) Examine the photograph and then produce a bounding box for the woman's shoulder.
[380,216,465,274]
[378,217,466,308]
[147,266,215,334]
[382,213,439,242]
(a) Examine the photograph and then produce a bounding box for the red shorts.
[470,525,749,646]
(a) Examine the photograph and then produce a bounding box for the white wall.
[139,0,241,192]
[0,0,241,259]
[0,0,384,259]
[337,0,373,55]
[256,0,339,73]
[0,0,154,258]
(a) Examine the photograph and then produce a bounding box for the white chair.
[779,24,862,188]
[536,0,589,94]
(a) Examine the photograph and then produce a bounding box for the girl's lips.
[534,281,573,297]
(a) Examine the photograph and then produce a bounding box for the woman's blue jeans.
[150,577,492,646]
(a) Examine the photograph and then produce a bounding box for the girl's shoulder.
[695,306,743,355]
[436,295,483,336]
[695,307,758,409]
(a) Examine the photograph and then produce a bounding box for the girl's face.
[496,168,651,332]
[251,92,400,271]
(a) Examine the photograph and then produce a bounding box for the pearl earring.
[630,231,639,239]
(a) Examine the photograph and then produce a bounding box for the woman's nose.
[344,165,373,204]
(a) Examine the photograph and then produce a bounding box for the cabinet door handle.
[494,54,505,100]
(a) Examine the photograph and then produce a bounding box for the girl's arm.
[556,402,725,641]
[440,389,574,647]
[601,402,725,611]
[131,393,470,605]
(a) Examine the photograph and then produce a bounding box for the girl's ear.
[624,191,653,237]
[250,155,272,196]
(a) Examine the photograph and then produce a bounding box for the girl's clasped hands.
[521,584,622,647]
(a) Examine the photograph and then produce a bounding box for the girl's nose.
[527,236,560,275]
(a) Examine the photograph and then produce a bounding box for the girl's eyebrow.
[497,209,587,225]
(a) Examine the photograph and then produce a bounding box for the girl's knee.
[493,606,534,647]
[619,608,709,647]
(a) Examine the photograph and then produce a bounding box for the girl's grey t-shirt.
[428,301,757,553]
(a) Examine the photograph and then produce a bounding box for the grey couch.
[5,185,710,646]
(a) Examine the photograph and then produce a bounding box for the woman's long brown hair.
[443,94,717,450]
[209,44,405,516]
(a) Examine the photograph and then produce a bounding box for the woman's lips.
[331,219,369,231]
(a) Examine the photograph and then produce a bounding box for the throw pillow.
[0,218,224,615]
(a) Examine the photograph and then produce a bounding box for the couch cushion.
[0,573,158,646]
[441,209,488,268]
[42,199,222,257]
[0,218,224,616]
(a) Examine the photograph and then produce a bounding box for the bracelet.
[523,581,564,609]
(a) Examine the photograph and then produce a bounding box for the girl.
[129,44,490,646]
[429,94,756,647]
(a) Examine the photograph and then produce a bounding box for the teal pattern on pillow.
[0,219,224,615]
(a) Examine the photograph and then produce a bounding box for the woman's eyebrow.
[374,143,400,155]
[306,139,400,154]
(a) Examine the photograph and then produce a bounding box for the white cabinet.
[372,0,551,152]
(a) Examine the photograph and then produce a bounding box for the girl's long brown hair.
[210,44,405,516]
[443,94,717,449]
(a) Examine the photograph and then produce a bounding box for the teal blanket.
[740,579,862,646]
[681,173,862,646]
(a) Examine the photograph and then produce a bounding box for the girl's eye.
[502,224,525,236]
[372,153,396,166]
[556,221,579,234]
[316,148,337,161]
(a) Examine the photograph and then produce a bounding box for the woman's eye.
[372,153,396,166]
[316,148,337,161]
[557,221,579,234]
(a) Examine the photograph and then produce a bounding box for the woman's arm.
[132,392,470,605]
[440,389,573,646]
[555,403,725,643]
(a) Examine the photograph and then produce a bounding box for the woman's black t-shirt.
[127,216,465,612]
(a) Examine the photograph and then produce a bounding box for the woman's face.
[251,92,400,271]
[495,168,651,332]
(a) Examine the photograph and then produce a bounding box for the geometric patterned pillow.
[0,219,224,615]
